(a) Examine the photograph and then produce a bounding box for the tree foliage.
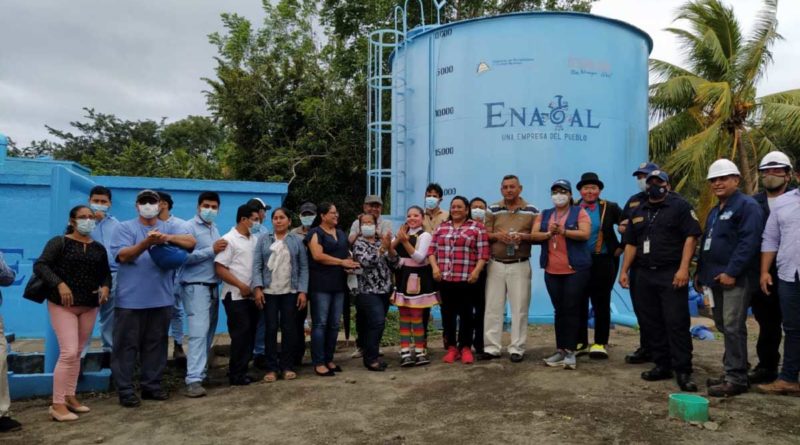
[649,0,800,217]
[16,108,230,179]
[208,0,595,222]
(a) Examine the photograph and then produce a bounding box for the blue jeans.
[181,284,219,385]
[171,284,185,345]
[778,277,800,382]
[310,291,345,366]
[253,312,267,356]
[711,283,751,386]
[356,293,390,366]
[97,271,117,351]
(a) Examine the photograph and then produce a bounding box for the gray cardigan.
[252,232,309,293]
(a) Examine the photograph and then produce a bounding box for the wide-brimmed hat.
[576,172,604,190]
[364,195,383,205]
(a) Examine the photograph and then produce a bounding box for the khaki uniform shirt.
[423,209,449,234]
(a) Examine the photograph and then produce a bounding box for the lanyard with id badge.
[643,208,660,255]
[704,211,719,252]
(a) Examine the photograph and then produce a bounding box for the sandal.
[283,370,297,380]
[263,372,278,383]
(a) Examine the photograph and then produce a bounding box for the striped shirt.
[485,198,540,260]
[427,220,490,282]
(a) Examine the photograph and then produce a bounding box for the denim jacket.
[252,232,309,293]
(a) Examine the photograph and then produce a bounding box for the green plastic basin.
[668,393,709,422]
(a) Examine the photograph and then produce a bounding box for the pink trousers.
[48,302,98,404]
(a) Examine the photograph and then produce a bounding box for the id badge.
[703,237,712,251]
[643,239,651,254]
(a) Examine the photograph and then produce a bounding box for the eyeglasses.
[137,198,159,205]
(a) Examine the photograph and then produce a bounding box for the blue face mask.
[300,215,315,227]
[250,221,262,234]
[200,208,218,224]
[90,203,109,214]
[424,196,439,210]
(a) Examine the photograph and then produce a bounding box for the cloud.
[0,0,265,146]
[2,0,797,147]
[593,0,800,95]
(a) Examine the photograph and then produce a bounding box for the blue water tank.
[390,12,652,323]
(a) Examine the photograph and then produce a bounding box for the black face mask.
[647,184,668,200]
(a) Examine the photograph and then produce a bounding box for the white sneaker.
[350,348,363,358]
[543,350,566,367]
[564,351,577,370]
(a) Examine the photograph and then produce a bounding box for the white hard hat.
[759,151,793,170]
[707,159,741,179]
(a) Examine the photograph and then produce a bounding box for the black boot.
[748,366,778,384]
[676,373,698,392]
[641,366,673,381]
[625,347,652,364]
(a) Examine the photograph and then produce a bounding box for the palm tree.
[649,0,800,216]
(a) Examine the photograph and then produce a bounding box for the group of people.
[0,150,799,431]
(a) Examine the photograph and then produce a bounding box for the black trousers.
[633,266,693,373]
[579,254,619,346]
[439,281,477,349]
[628,268,650,351]
[111,306,172,396]
[751,273,783,371]
[264,293,299,373]
[355,292,391,350]
[472,270,487,353]
[222,293,259,382]
[294,302,308,366]
[545,271,589,351]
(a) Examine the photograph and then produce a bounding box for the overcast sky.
[1,0,798,147]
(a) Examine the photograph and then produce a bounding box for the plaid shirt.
[427,220,490,282]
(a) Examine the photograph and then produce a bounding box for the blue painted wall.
[391,12,652,323]
[0,141,288,337]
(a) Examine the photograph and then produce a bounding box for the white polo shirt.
[215,227,258,301]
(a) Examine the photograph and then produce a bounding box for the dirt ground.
[4,320,800,445]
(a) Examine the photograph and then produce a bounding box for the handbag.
[23,236,66,304]
[23,274,48,303]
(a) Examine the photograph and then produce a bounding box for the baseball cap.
[299,202,317,215]
[633,162,659,177]
[246,198,271,211]
[136,189,160,203]
[646,169,670,183]
[551,179,572,192]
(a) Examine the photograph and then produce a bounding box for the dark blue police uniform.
[622,192,702,376]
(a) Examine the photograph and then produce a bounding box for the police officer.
[618,162,659,364]
[697,159,764,398]
[619,170,700,392]
[749,151,795,384]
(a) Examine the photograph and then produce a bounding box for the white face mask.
[138,203,160,219]
[471,208,486,221]
[551,194,570,207]
[637,177,647,192]
[361,224,376,237]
